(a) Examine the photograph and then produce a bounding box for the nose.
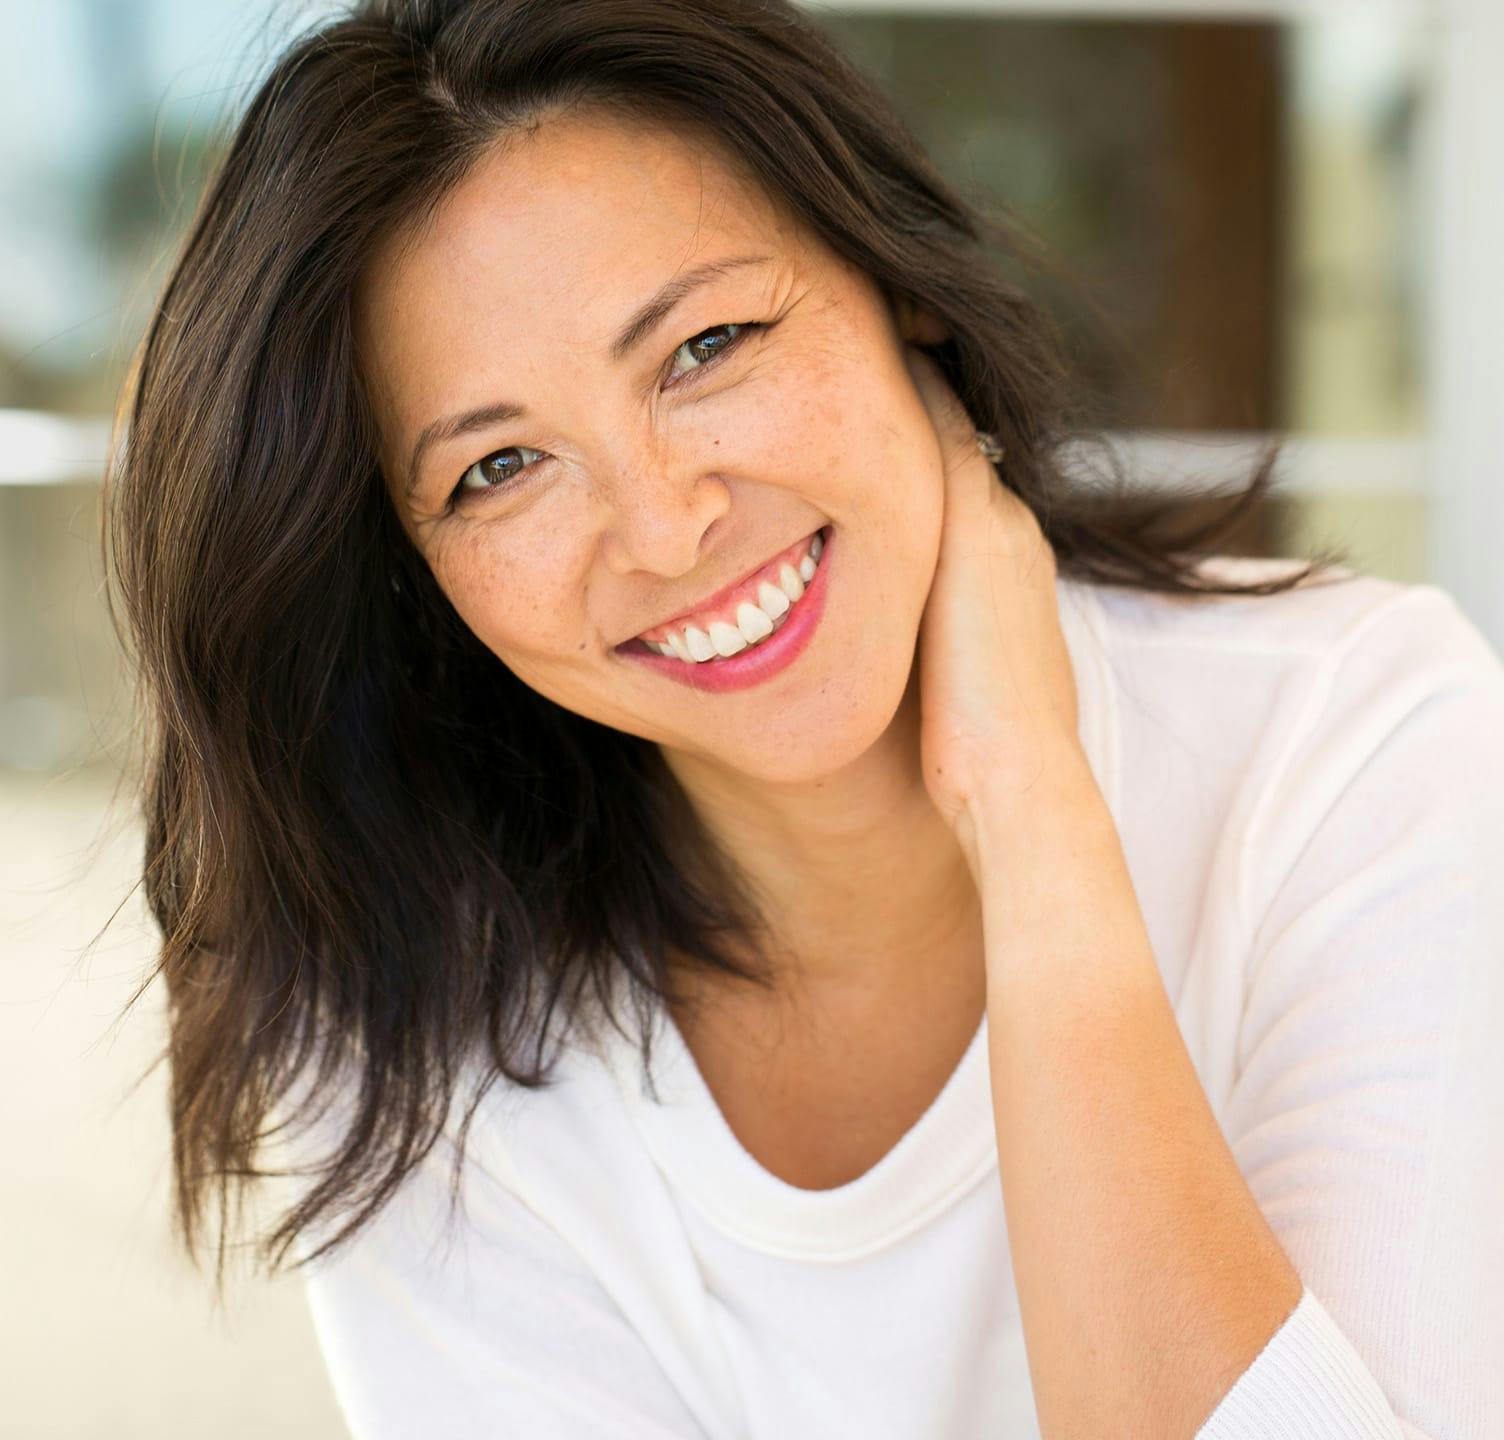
[598,464,733,579]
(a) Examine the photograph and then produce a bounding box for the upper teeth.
[643,530,825,662]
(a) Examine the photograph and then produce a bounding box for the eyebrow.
[402,252,774,501]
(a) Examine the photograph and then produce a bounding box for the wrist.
[968,731,1099,816]
[959,738,1107,872]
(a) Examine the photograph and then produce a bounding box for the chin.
[690,639,921,786]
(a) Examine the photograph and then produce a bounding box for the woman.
[102,0,1503,1435]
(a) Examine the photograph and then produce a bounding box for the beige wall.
[2,764,348,1438]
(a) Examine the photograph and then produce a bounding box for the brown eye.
[451,445,544,504]
[447,321,764,510]
[665,321,762,385]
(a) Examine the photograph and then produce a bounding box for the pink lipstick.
[615,525,834,693]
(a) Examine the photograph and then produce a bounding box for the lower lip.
[615,525,835,693]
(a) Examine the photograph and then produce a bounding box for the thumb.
[902,345,999,513]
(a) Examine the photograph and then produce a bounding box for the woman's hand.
[904,344,1086,864]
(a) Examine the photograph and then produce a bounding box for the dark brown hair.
[101,0,1349,1295]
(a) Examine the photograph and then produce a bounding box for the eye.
[665,321,759,385]
[452,445,546,504]
[447,321,764,507]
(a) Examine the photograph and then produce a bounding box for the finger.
[902,344,975,457]
[901,346,1000,518]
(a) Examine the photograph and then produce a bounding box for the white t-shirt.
[287,557,1504,1438]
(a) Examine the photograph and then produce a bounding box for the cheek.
[766,335,942,556]
[431,526,584,662]
[735,341,915,509]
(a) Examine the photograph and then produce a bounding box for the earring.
[975,431,1006,464]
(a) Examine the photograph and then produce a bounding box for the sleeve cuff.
[1195,1286,1406,1439]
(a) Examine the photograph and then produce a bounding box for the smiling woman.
[98,1,1503,1437]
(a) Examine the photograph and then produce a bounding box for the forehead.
[356,110,802,420]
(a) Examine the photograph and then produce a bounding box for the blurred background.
[3,0,1500,1434]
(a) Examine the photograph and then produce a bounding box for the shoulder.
[1170,562,1504,948]
[1073,557,1504,741]
[1064,559,1504,882]
[1080,554,1492,670]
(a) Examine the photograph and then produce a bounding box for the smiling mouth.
[618,526,829,660]
[614,521,835,690]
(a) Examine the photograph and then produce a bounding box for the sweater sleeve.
[289,1121,709,1440]
[1195,587,1504,1439]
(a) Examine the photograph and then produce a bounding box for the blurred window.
[813,7,1431,574]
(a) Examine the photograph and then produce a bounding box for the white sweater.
[288,557,1504,1438]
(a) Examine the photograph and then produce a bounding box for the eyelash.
[447,321,765,508]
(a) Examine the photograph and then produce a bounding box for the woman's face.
[358,108,949,786]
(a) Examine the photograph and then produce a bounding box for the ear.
[893,293,952,347]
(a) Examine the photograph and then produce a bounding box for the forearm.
[966,747,1303,1439]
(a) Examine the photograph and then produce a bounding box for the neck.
[660,655,985,1012]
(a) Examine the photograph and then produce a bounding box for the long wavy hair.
[101,0,1349,1294]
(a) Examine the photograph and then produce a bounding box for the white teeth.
[683,626,716,661]
[639,529,829,663]
[736,601,774,644]
[757,580,791,620]
[707,620,747,656]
